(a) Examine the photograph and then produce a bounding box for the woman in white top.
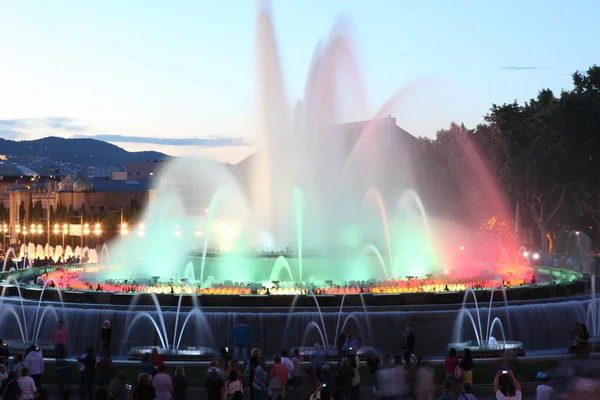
[152,365,173,400]
[225,370,243,400]
[17,368,36,400]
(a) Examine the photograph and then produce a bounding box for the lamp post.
[1,223,8,250]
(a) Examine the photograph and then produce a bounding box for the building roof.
[0,163,61,178]
[89,178,152,193]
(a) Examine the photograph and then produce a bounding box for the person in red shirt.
[268,355,288,400]
[51,320,69,360]
[151,348,165,368]
[444,348,460,388]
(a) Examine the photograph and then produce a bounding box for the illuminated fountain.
[121,292,215,360]
[449,287,524,357]
[0,277,63,354]
[84,1,525,288]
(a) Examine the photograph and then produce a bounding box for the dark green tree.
[561,66,600,226]
[488,89,570,252]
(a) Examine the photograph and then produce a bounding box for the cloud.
[0,117,84,140]
[77,134,247,147]
[499,66,541,71]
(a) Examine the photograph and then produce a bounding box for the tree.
[18,201,25,223]
[0,204,7,222]
[488,89,570,252]
[561,66,600,226]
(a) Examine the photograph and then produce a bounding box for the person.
[246,348,261,400]
[493,370,521,400]
[0,370,21,400]
[151,348,165,368]
[402,325,416,368]
[233,317,251,365]
[12,354,28,378]
[280,350,294,386]
[415,360,435,400]
[108,374,129,400]
[51,320,69,360]
[24,345,44,389]
[337,326,352,356]
[252,356,268,400]
[569,322,580,356]
[100,321,112,356]
[460,349,474,385]
[349,353,360,400]
[311,344,325,380]
[78,347,97,400]
[458,383,477,400]
[173,366,188,400]
[335,358,353,400]
[444,349,460,384]
[269,355,288,400]
[375,355,404,400]
[310,383,332,400]
[0,358,7,383]
[133,373,156,400]
[17,368,36,400]
[535,372,553,400]
[92,386,112,400]
[576,323,590,358]
[438,380,456,400]
[225,369,243,400]
[231,358,244,380]
[302,366,319,400]
[292,348,302,385]
[153,365,173,400]
[205,363,224,400]
[97,352,116,386]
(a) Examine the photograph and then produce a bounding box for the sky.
[0,0,598,163]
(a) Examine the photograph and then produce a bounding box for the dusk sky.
[0,0,598,163]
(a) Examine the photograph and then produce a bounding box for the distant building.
[0,166,152,244]
[124,160,165,180]
[111,171,127,180]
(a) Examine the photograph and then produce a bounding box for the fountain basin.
[447,340,525,358]
[2,340,56,357]
[296,346,377,360]
[126,346,216,361]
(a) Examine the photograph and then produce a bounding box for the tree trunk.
[538,223,548,253]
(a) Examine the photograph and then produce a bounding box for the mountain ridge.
[0,136,169,175]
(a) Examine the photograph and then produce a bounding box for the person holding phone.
[493,370,521,400]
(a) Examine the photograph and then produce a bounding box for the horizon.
[1,0,599,163]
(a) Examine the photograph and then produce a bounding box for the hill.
[0,136,169,175]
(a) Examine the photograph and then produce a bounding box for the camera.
[502,370,508,374]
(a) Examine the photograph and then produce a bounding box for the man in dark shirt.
[401,325,415,368]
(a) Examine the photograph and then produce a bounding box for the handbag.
[269,376,282,390]
[454,364,463,380]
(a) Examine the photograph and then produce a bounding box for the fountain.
[121,292,215,360]
[449,287,524,357]
[0,277,62,355]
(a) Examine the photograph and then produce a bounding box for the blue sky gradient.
[0,0,598,161]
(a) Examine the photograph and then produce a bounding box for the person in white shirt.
[280,350,294,384]
[24,345,44,388]
[12,355,28,379]
[535,373,553,400]
[17,368,36,400]
[153,365,173,400]
[493,370,522,400]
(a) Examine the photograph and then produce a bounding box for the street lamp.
[120,223,129,236]
[1,223,8,250]
[137,223,145,237]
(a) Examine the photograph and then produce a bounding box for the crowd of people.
[0,319,588,400]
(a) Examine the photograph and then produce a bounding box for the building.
[124,160,167,180]
[1,167,152,244]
